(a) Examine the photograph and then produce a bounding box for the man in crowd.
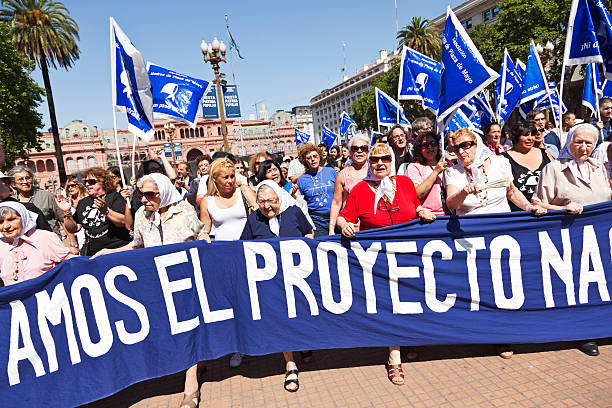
[174,162,193,198]
[8,165,65,237]
[388,124,412,173]
[561,111,576,145]
[527,109,561,158]
[593,97,612,147]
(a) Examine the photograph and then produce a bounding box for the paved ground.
[83,339,612,408]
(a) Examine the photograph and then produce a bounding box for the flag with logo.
[444,108,482,135]
[295,128,311,146]
[321,125,339,149]
[438,6,499,127]
[375,88,411,128]
[583,63,603,116]
[147,63,211,128]
[339,111,357,142]
[398,46,442,112]
[110,17,154,141]
[495,49,524,126]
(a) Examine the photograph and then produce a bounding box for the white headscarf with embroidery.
[457,131,493,184]
[0,201,38,246]
[137,173,183,224]
[558,123,599,183]
[364,143,396,214]
[256,180,297,236]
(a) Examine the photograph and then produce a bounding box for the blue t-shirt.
[296,167,337,218]
[239,206,312,240]
[283,181,293,193]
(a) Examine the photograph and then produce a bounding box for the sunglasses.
[142,191,160,200]
[451,140,475,153]
[422,141,438,148]
[369,155,393,164]
[66,184,77,189]
[84,178,99,186]
[351,145,369,152]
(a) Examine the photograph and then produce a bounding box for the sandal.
[284,369,299,392]
[179,390,200,408]
[496,344,513,359]
[300,350,313,364]
[386,362,405,386]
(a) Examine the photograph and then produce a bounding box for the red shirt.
[339,175,420,231]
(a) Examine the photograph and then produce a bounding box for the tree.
[0,22,44,171]
[396,16,441,59]
[0,0,80,183]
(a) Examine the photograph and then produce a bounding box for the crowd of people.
[1,102,611,405]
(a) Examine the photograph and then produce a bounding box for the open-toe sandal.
[179,390,200,408]
[386,362,405,386]
[284,369,299,392]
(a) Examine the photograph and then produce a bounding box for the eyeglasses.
[450,140,475,153]
[84,178,99,186]
[14,176,32,184]
[66,184,77,189]
[422,141,438,148]
[369,155,393,164]
[351,145,369,152]
[141,191,160,200]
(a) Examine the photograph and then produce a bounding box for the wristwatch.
[70,243,78,248]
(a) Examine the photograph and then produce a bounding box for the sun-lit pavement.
[83,339,612,408]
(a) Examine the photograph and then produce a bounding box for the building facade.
[17,117,301,192]
[291,105,314,138]
[430,0,501,32]
[310,49,401,141]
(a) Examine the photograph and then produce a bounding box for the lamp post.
[536,41,555,73]
[164,122,176,165]
[201,37,230,152]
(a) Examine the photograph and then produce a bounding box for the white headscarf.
[256,180,297,236]
[0,201,38,246]
[558,123,599,183]
[364,143,396,214]
[457,132,493,184]
[137,173,183,222]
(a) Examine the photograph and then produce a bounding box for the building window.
[66,158,75,173]
[180,128,185,138]
[492,7,499,17]
[77,157,85,170]
[483,9,491,21]
[45,160,55,172]
[88,156,96,168]
[463,18,472,29]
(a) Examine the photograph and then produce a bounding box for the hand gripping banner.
[1,203,611,407]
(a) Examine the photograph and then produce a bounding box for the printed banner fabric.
[398,46,442,113]
[2,203,612,407]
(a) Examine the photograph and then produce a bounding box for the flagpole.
[225,14,244,156]
[558,64,567,139]
[593,63,601,122]
[534,41,560,132]
[109,18,127,187]
[130,133,137,181]
[497,51,507,124]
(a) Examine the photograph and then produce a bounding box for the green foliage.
[351,60,434,131]
[0,22,44,170]
[396,17,441,59]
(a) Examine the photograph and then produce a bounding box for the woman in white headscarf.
[239,180,313,392]
[0,201,72,286]
[533,123,611,214]
[445,128,547,215]
[91,173,206,408]
[335,142,436,386]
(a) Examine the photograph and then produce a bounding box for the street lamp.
[201,37,230,152]
[536,41,555,71]
[164,122,176,165]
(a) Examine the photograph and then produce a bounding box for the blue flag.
[520,42,549,106]
[471,92,495,126]
[398,46,442,113]
[339,111,357,141]
[515,59,526,79]
[519,85,567,125]
[438,6,499,126]
[147,63,210,128]
[110,17,154,141]
[321,125,338,149]
[583,63,601,116]
[495,49,524,126]
[375,88,411,127]
[445,108,482,135]
[563,0,612,79]
[295,128,311,146]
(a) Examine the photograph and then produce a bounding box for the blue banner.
[375,88,411,128]
[147,63,210,128]
[445,108,481,135]
[438,6,498,126]
[295,128,311,146]
[201,85,242,119]
[398,46,442,113]
[583,63,601,116]
[520,42,548,105]
[110,18,154,142]
[495,49,524,126]
[519,86,567,125]
[321,125,338,149]
[2,203,612,407]
[339,111,357,140]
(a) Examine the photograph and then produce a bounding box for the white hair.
[347,135,370,149]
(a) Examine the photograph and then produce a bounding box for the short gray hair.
[347,135,370,150]
[412,117,433,133]
[256,184,277,200]
[8,165,34,178]
[0,207,19,220]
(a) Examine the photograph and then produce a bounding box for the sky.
[29,0,462,131]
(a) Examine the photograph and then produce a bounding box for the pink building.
[17,116,301,191]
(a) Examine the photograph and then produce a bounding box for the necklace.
[467,166,489,207]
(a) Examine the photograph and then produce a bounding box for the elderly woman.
[335,143,436,386]
[0,202,72,287]
[328,135,370,234]
[200,157,256,368]
[502,122,551,212]
[532,123,611,357]
[483,123,510,155]
[398,131,447,216]
[91,173,205,408]
[445,129,547,216]
[240,181,314,392]
[58,167,131,256]
[296,143,338,237]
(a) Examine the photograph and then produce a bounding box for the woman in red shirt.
[336,143,436,386]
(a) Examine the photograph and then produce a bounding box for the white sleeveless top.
[207,190,247,241]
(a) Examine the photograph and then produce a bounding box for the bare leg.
[387,346,404,386]
[180,364,200,408]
